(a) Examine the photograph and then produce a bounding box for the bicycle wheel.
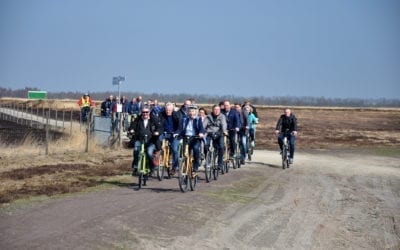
[137,154,146,189]
[212,162,219,180]
[190,172,198,191]
[178,158,189,192]
[157,150,165,181]
[282,146,288,169]
[204,151,212,183]
[236,143,241,169]
[225,159,230,173]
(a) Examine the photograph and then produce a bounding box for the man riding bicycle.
[159,102,182,175]
[179,105,205,173]
[204,105,228,170]
[222,100,241,160]
[235,103,249,165]
[129,106,163,175]
[274,108,298,164]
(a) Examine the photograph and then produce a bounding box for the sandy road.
[1,150,399,249]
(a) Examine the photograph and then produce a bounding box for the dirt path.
[1,150,399,249]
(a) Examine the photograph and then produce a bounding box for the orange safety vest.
[79,96,91,107]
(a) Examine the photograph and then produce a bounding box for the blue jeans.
[188,138,201,171]
[132,141,157,169]
[278,133,296,159]
[239,133,247,161]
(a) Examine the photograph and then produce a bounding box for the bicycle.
[232,131,241,169]
[178,136,200,192]
[281,130,292,169]
[222,135,231,174]
[246,133,254,161]
[157,132,175,180]
[136,135,152,189]
[204,134,219,182]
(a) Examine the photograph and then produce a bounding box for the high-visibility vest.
[81,97,91,107]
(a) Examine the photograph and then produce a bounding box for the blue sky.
[0,0,399,99]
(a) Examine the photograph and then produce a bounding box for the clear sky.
[1,0,399,99]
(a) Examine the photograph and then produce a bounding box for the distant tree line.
[1,87,399,107]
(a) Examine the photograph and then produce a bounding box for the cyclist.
[274,108,298,164]
[204,105,227,170]
[178,99,192,120]
[222,100,240,160]
[159,102,182,175]
[179,105,205,173]
[129,106,163,175]
[244,105,258,147]
[198,107,208,160]
[242,100,258,118]
[235,103,249,165]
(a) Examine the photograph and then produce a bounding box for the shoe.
[240,160,245,165]
[171,168,176,175]
[251,141,255,147]
[289,158,293,164]
[279,150,282,155]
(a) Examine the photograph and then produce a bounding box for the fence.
[0,102,127,154]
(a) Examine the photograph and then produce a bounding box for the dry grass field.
[1,99,399,204]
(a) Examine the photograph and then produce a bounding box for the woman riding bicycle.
[274,108,298,164]
[129,106,163,175]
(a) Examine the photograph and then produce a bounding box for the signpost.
[112,76,125,147]
[112,76,125,100]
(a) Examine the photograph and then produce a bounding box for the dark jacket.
[275,114,298,133]
[223,109,241,131]
[238,110,249,134]
[159,111,182,134]
[129,116,163,144]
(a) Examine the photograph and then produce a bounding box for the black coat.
[129,116,163,144]
[275,114,298,133]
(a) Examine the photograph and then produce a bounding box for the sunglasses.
[142,111,150,114]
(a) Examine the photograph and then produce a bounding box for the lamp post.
[112,76,125,147]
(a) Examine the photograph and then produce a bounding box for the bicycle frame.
[178,136,199,192]
[137,136,151,188]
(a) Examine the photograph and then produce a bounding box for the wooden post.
[46,111,49,155]
[70,109,73,135]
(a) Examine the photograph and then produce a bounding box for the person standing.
[77,93,95,123]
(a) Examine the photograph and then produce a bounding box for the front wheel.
[282,147,288,169]
[190,172,198,191]
[205,152,212,183]
[157,150,165,181]
[178,158,189,192]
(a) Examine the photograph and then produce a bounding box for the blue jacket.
[180,117,205,137]
[223,109,241,131]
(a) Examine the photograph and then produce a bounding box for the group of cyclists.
[127,98,261,177]
[80,94,299,177]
